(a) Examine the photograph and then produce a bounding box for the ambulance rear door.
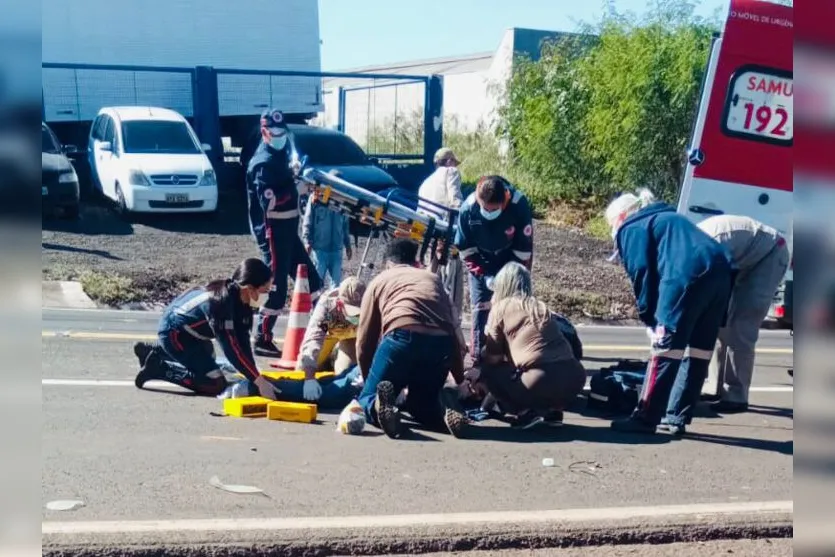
[677,0,793,240]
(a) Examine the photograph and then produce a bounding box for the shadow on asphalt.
[686,434,793,455]
[747,404,794,419]
[42,241,123,261]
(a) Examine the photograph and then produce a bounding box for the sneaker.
[135,347,164,389]
[657,422,687,436]
[253,339,282,358]
[133,342,155,367]
[511,410,546,430]
[542,410,564,427]
[439,387,468,438]
[610,416,657,434]
[374,381,402,439]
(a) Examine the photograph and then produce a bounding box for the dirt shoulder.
[41,194,637,322]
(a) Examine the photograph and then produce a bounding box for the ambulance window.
[721,66,793,146]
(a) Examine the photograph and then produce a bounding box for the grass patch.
[539,290,613,320]
[584,215,611,241]
[79,271,142,306]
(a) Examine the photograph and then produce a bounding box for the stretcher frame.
[298,167,460,283]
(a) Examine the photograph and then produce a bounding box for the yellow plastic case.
[267,401,318,424]
[260,370,335,381]
[222,396,272,418]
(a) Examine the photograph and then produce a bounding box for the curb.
[42,281,97,310]
[42,503,792,557]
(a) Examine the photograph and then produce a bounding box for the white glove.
[303,379,322,401]
[485,276,495,291]
[646,327,655,343]
[253,375,278,400]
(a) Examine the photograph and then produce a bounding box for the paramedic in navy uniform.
[246,108,323,357]
[454,175,534,367]
[132,258,278,399]
[604,189,734,435]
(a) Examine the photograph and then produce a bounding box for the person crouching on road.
[697,214,790,414]
[356,238,472,439]
[466,262,586,430]
[246,108,323,359]
[271,277,368,409]
[605,189,734,435]
[302,169,353,290]
[133,258,277,400]
[455,175,534,369]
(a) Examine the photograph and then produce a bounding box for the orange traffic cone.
[271,264,312,370]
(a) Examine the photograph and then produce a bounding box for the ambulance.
[676,0,793,328]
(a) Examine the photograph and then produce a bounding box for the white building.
[315,28,576,149]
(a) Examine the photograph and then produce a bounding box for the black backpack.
[587,360,647,416]
[554,313,583,361]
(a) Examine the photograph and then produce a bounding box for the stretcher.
[298,167,460,282]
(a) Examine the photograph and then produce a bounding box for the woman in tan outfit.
[468,262,587,429]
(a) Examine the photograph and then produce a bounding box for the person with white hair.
[464,262,587,430]
[604,189,735,435]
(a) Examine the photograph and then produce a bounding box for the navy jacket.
[246,142,299,239]
[454,187,534,276]
[161,283,261,381]
[616,202,734,329]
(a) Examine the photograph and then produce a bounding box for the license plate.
[42,186,48,196]
[166,193,189,203]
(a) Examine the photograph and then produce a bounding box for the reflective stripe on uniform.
[267,209,300,219]
[259,308,283,317]
[513,250,532,260]
[511,190,522,203]
[689,347,714,360]
[206,369,224,379]
[650,347,685,359]
[460,247,479,258]
[174,292,212,315]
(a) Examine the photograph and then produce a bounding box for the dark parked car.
[42,122,80,219]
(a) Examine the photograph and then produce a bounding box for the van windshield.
[121,121,201,155]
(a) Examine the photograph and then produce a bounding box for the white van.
[87,107,218,214]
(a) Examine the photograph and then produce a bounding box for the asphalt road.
[41,308,794,554]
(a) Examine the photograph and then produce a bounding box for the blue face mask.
[270,134,287,151]
[480,207,502,221]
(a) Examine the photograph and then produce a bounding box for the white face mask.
[248,290,269,309]
[270,134,287,151]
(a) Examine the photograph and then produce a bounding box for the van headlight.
[58,169,78,184]
[128,170,152,186]
[200,169,217,187]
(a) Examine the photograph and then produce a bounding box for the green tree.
[499,0,717,208]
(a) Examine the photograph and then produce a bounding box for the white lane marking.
[42,500,792,535]
[41,378,795,393]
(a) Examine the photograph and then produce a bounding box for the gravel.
[41,193,637,322]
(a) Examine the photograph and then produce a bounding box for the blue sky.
[319,0,730,70]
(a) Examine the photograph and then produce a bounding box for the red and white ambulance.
[676,0,793,328]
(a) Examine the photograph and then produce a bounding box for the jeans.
[272,366,362,409]
[311,249,343,290]
[358,329,454,430]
